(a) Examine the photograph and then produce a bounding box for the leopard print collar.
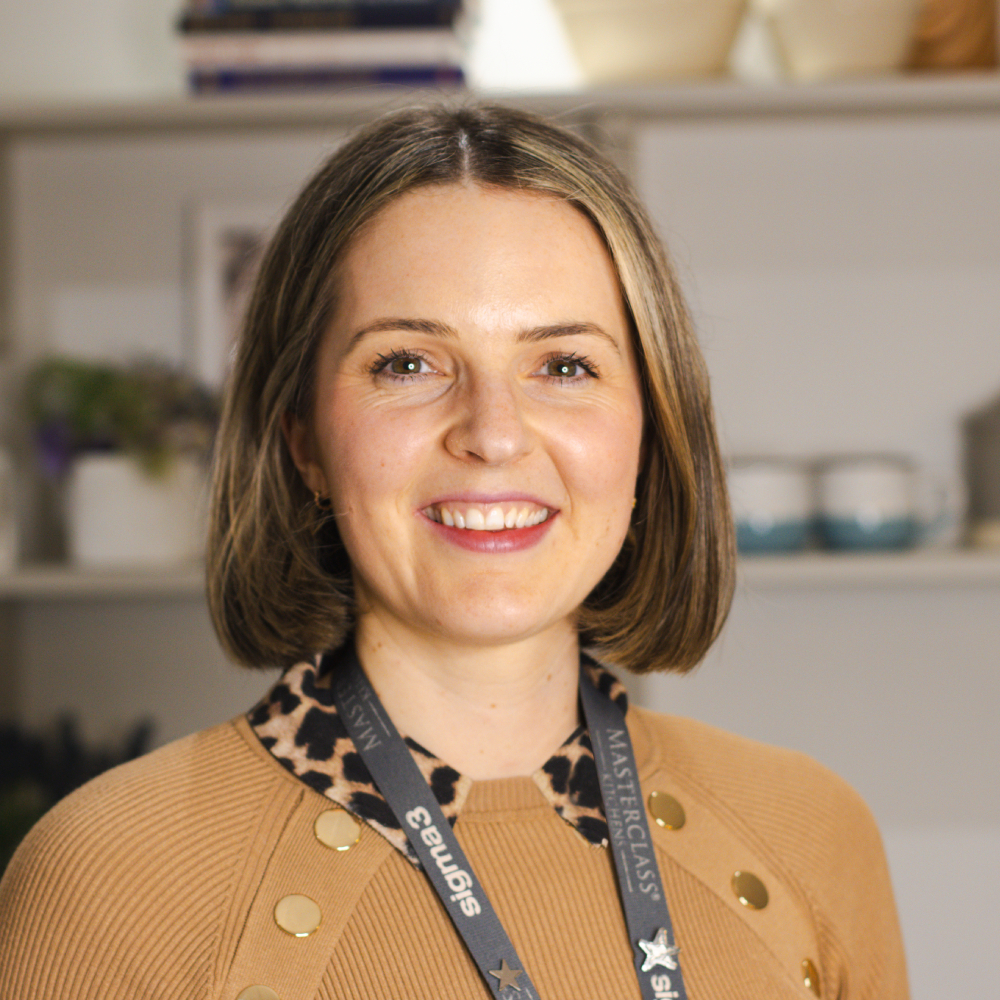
[248,648,628,865]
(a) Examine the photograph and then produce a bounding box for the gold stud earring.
[632,497,637,509]
[313,491,333,511]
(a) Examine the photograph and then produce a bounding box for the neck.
[354,615,581,781]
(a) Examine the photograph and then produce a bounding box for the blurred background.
[0,1,998,996]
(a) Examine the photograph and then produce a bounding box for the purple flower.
[36,422,72,479]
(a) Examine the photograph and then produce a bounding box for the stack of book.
[178,0,468,94]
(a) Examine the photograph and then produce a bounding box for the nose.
[443,371,531,465]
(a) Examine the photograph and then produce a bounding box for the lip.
[421,510,557,553]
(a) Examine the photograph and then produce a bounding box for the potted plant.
[26,357,220,568]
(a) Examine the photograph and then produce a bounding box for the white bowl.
[553,0,748,84]
[755,0,921,80]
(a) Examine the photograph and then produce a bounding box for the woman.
[0,104,907,1000]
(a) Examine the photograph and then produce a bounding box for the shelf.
[0,563,205,600]
[738,549,1000,589]
[2,549,999,600]
[2,73,1000,139]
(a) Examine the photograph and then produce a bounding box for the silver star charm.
[638,928,680,973]
[489,958,524,992]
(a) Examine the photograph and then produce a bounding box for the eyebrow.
[346,318,621,355]
[345,318,457,352]
[517,322,621,355]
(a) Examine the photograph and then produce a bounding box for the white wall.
[624,579,1000,1000]
[633,116,1000,1000]
[17,597,273,745]
[0,0,184,100]
[637,114,1000,541]
[10,130,338,356]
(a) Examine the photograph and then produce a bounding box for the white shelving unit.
[739,548,1000,588]
[0,564,205,600]
[3,73,1000,137]
[2,548,999,602]
[1,71,998,670]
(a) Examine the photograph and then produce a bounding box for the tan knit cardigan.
[0,707,908,1000]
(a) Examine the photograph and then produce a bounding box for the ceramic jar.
[67,453,205,568]
[755,0,922,80]
[552,0,748,84]
[728,458,813,554]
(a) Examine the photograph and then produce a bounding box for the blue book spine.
[180,1,463,33]
[189,63,464,91]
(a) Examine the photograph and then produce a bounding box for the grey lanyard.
[333,647,688,1000]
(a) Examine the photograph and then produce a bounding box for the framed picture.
[188,202,282,389]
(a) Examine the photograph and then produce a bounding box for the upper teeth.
[425,504,550,531]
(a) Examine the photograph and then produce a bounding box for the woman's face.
[286,183,644,648]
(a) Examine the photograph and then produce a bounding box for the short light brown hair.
[207,103,735,674]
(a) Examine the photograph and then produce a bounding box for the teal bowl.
[736,519,810,554]
[818,516,917,550]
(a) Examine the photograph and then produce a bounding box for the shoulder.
[631,708,908,999]
[633,706,863,815]
[8,717,291,869]
[0,718,303,999]
[632,706,883,879]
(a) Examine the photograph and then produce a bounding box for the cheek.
[317,394,433,514]
[556,402,644,521]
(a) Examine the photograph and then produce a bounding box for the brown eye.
[389,356,424,375]
[547,359,581,378]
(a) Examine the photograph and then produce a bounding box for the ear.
[281,410,329,498]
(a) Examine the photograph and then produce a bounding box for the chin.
[414,591,576,648]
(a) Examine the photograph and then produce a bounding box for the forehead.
[333,183,629,335]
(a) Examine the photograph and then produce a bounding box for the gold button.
[647,791,686,830]
[731,870,769,910]
[237,989,280,1000]
[802,958,821,997]
[314,810,361,851]
[274,894,322,937]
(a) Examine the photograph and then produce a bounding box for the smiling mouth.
[422,502,552,531]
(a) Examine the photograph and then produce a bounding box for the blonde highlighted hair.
[207,103,735,674]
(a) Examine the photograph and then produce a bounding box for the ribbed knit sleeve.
[0,721,285,1000]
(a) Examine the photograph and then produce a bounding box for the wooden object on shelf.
[909,0,998,69]
[964,392,1000,548]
